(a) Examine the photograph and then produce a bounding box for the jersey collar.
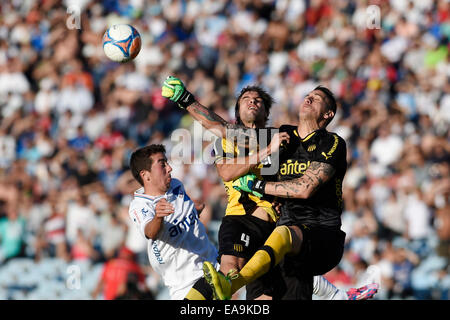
[294,129,322,142]
[134,187,167,202]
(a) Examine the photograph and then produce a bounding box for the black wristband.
[177,89,196,109]
[253,179,266,195]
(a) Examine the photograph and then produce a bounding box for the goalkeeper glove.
[161,76,196,109]
[232,174,266,198]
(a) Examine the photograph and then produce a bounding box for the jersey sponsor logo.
[307,144,316,152]
[168,212,199,237]
[152,241,164,264]
[280,160,311,176]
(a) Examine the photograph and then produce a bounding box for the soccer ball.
[102,24,141,63]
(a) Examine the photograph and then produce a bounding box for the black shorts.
[283,224,346,277]
[272,224,345,300]
[218,214,275,260]
[218,214,280,299]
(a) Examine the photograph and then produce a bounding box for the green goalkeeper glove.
[232,174,266,198]
[161,76,196,109]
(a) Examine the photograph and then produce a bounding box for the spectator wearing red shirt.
[94,123,125,151]
[92,246,146,300]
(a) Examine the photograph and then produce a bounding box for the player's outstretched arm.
[266,161,335,198]
[233,161,335,199]
[162,76,244,138]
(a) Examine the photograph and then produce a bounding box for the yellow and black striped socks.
[184,277,213,300]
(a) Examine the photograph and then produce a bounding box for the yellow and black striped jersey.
[212,129,278,222]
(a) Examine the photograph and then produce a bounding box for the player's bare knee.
[220,254,246,273]
[287,226,303,255]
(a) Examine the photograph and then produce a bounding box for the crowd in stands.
[0,0,448,300]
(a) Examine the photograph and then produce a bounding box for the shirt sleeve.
[313,133,347,169]
[129,201,156,239]
[212,137,235,164]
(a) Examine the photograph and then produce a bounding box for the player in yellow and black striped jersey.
[209,87,291,300]
[212,133,279,220]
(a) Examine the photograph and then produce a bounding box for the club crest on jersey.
[141,207,149,217]
[307,144,316,152]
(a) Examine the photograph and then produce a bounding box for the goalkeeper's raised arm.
[162,75,241,138]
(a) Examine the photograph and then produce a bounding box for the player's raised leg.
[204,225,294,299]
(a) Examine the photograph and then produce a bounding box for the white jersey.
[128,178,218,300]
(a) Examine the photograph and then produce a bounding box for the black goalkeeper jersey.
[276,125,347,229]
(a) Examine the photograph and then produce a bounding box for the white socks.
[313,275,348,300]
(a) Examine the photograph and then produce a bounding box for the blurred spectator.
[64,189,96,246]
[390,245,419,299]
[69,126,91,153]
[0,127,16,169]
[96,211,127,261]
[0,206,26,263]
[435,202,450,260]
[34,198,69,261]
[369,123,404,177]
[402,187,433,258]
[92,246,147,300]
[377,190,405,240]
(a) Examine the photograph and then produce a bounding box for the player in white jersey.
[128,144,218,300]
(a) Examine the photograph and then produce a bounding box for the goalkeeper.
[161,76,378,300]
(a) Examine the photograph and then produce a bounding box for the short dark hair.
[314,85,337,114]
[234,86,274,125]
[130,144,166,186]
